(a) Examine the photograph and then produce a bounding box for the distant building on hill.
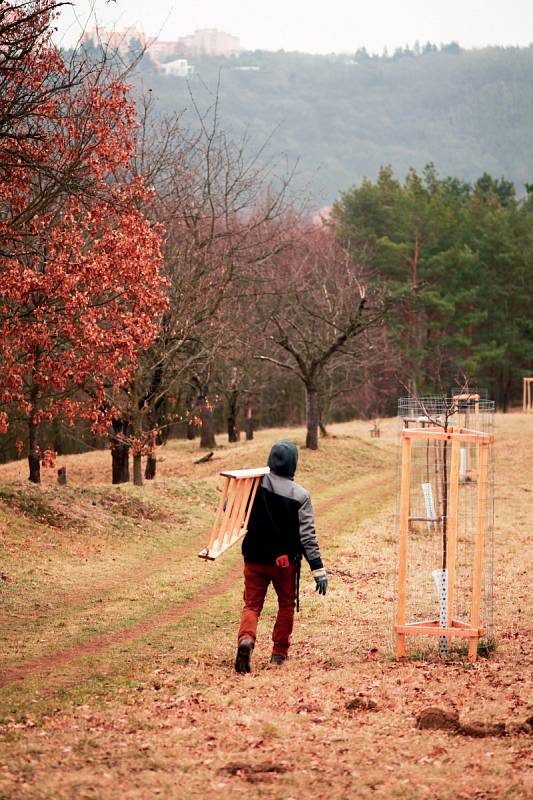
[149,40,180,61]
[81,26,240,62]
[176,28,240,57]
[81,26,147,55]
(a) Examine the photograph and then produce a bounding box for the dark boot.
[235,638,254,673]
[270,654,286,665]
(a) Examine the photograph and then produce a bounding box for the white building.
[160,59,194,78]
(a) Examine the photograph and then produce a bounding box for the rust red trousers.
[237,560,296,657]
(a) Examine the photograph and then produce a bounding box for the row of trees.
[88,155,531,482]
[0,2,385,483]
[103,93,386,478]
[333,165,533,410]
[1,3,531,486]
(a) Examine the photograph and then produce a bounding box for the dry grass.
[0,414,531,799]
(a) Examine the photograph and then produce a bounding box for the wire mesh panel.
[394,397,495,661]
[198,467,270,560]
[399,394,494,431]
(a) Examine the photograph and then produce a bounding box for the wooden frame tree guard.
[394,424,494,663]
[198,467,270,560]
[523,378,533,413]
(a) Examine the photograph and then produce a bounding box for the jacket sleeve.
[298,493,325,574]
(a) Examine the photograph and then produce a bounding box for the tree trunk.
[111,418,130,484]
[144,419,157,480]
[501,369,512,412]
[362,337,371,419]
[28,417,41,484]
[245,385,255,440]
[133,453,143,487]
[145,453,157,480]
[194,377,217,449]
[227,389,239,442]
[53,418,64,455]
[144,427,157,480]
[318,395,329,437]
[130,378,143,487]
[305,384,319,450]
[245,404,254,441]
[140,364,165,480]
[227,419,238,442]
[200,402,216,449]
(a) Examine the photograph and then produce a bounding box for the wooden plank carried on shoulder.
[220,467,270,479]
[198,467,270,560]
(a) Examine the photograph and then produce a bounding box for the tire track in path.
[0,473,394,687]
[0,562,242,687]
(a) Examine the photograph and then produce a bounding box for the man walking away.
[235,440,328,673]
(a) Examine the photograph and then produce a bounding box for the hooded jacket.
[241,440,324,574]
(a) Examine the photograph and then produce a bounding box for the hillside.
[0,415,532,798]
[135,46,533,203]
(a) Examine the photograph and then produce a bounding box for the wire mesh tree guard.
[394,395,495,662]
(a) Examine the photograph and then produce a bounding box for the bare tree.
[255,223,386,449]
[113,94,296,480]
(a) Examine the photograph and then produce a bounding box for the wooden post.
[473,396,480,478]
[446,437,461,639]
[468,441,490,662]
[395,433,412,659]
[524,378,533,413]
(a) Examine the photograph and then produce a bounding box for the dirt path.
[314,476,390,515]
[2,472,393,622]
[0,538,199,624]
[0,561,242,687]
[0,476,393,687]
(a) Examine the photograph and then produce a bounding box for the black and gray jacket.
[241,443,325,579]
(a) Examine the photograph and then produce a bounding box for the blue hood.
[267,440,298,478]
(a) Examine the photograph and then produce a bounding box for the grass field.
[0,414,531,799]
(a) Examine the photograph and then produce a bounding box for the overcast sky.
[55,0,533,54]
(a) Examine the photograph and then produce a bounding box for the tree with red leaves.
[0,1,167,482]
